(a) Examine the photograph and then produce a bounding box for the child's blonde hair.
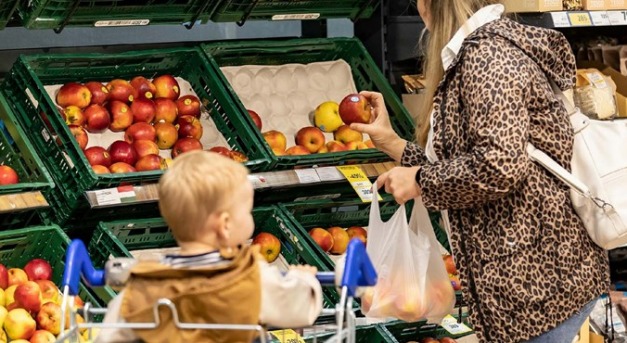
[158,151,250,243]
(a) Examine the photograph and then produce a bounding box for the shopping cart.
[56,239,377,343]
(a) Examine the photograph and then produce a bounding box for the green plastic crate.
[0,225,104,308]
[211,0,379,24]
[1,47,272,225]
[202,37,416,170]
[0,92,55,229]
[19,0,213,30]
[379,317,474,343]
[0,0,19,29]
[292,324,392,343]
[87,206,346,309]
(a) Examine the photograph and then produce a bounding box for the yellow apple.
[334,125,363,144]
[0,288,4,307]
[262,130,287,152]
[4,308,36,340]
[0,305,7,328]
[4,285,16,308]
[314,101,343,132]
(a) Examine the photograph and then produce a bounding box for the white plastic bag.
[361,185,455,323]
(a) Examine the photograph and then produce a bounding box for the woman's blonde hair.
[416,0,502,147]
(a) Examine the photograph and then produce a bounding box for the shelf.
[518,10,627,28]
[85,161,399,209]
[0,191,49,214]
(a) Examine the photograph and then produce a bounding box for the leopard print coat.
[401,18,609,342]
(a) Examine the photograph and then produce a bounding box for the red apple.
[4,308,36,340]
[339,93,372,125]
[247,109,262,130]
[109,162,137,174]
[327,227,349,255]
[29,329,56,342]
[443,255,457,275]
[14,281,42,312]
[124,122,156,144]
[130,98,156,123]
[135,154,166,172]
[345,141,369,150]
[285,145,310,156]
[171,138,202,158]
[92,165,110,174]
[309,228,334,252]
[84,146,112,167]
[35,280,59,305]
[84,104,110,133]
[62,106,85,127]
[153,98,178,124]
[176,115,203,140]
[262,130,287,152]
[23,259,52,281]
[420,338,438,343]
[153,75,180,100]
[154,122,178,149]
[108,140,138,166]
[36,302,62,335]
[229,151,248,162]
[130,76,157,100]
[326,140,348,152]
[0,165,20,185]
[108,100,133,132]
[84,81,109,105]
[56,83,91,109]
[68,125,88,150]
[8,268,28,286]
[132,139,159,158]
[176,95,201,118]
[0,263,8,289]
[295,126,325,153]
[439,338,458,343]
[208,146,231,157]
[106,79,136,103]
[252,232,281,263]
[346,226,367,245]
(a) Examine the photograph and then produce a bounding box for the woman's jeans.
[525,298,598,343]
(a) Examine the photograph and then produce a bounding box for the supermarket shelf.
[0,191,49,214]
[518,10,627,28]
[85,162,399,209]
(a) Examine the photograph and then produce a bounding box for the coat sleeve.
[421,41,532,210]
[258,261,323,328]
[401,141,428,167]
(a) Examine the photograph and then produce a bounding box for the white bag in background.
[361,185,455,323]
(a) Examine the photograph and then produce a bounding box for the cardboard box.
[607,0,627,9]
[502,0,563,12]
[579,61,627,117]
[583,0,607,9]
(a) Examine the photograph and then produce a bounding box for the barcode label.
[94,19,150,27]
[271,13,320,20]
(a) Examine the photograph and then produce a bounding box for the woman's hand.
[351,91,406,161]
[376,166,422,205]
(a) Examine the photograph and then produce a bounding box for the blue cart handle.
[62,240,105,296]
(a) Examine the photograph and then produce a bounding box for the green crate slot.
[88,206,344,309]
[211,0,378,24]
[1,47,272,224]
[0,92,55,229]
[0,225,104,308]
[380,317,474,343]
[0,0,19,29]
[202,37,416,170]
[19,0,214,30]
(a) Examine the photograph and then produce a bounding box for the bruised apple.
[154,122,178,149]
[176,115,203,140]
[130,76,157,100]
[69,125,88,150]
[56,83,91,109]
[108,100,133,132]
[252,232,281,263]
[84,147,112,167]
[62,106,85,127]
[154,98,178,124]
[124,122,156,144]
[171,138,202,158]
[309,228,334,252]
[84,81,109,105]
[176,95,201,118]
[153,75,180,100]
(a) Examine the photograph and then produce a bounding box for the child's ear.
[215,211,231,244]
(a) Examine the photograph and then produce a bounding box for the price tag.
[94,19,150,27]
[269,329,306,343]
[568,12,592,26]
[315,166,345,182]
[294,169,321,184]
[590,11,611,26]
[271,13,320,20]
[95,189,122,206]
[441,315,473,335]
[550,12,571,27]
[117,185,137,203]
[607,10,627,25]
[336,166,382,203]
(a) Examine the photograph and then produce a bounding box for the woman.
[352,0,609,342]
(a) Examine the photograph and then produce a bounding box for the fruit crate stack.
[0,0,19,29]
[202,37,416,170]
[0,92,55,229]
[87,206,348,310]
[0,225,104,341]
[0,47,272,226]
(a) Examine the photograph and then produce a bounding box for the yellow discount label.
[568,12,592,26]
[336,165,382,203]
[269,329,305,343]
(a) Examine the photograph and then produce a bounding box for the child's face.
[225,181,255,246]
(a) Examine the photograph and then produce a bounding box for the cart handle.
[62,238,377,297]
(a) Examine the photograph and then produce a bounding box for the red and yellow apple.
[346,226,367,245]
[4,308,36,340]
[7,269,27,287]
[295,126,325,153]
[285,145,310,156]
[56,83,91,109]
[135,154,166,172]
[62,106,85,127]
[327,227,349,255]
[339,93,372,125]
[130,76,157,100]
[334,125,363,144]
[106,79,136,103]
[108,141,138,166]
[443,255,457,275]
[176,115,203,140]
[439,337,458,343]
[84,81,109,106]
[0,166,19,186]
[68,125,88,150]
[345,141,369,151]
[92,165,110,174]
[154,122,178,149]
[132,140,159,158]
[208,146,231,157]
[262,130,287,152]
[314,101,343,132]
[317,145,329,153]
[35,280,59,305]
[83,104,111,133]
[271,147,285,156]
[309,228,334,252]
[0,264,8,289]
[109,162,137,174]
[4,285,16,308]
[171,138,202,158]
[14,281,42,312]
[247,110,262,130]
[153,75,180,100]
[124,122,156,144]
[364,140,375,149]
[29,330,56,343]
[252,232,281,263]
[108,100,133,132]
[23,259,51,281]
[130,98,156,123]
[229,151,248,163]
[36,302,61,335]
[153,98,178,124]
[176,95,201,118]
[84,147,112,167]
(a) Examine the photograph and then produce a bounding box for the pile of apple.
[442,255,461,291]
[0,259,88,342]
[55,75,247,175]
[260,93,375,156]
[251,232,281,263]
[0,165,19,186]
[308,226,367,255]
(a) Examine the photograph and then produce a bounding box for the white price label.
[294,169,321,184]
[441,315,473,335]
[271,13,320,20]
[551,12,571,27]
[94,19,150,27]
[95,189,122,206]
[590,11,611,26]
[607,11,627,25]
[315,166,345,182]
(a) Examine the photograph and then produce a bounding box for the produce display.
[0,165,18,185]
[51,75,248,175]
[0,259,88,342]
[309,226,368,255]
